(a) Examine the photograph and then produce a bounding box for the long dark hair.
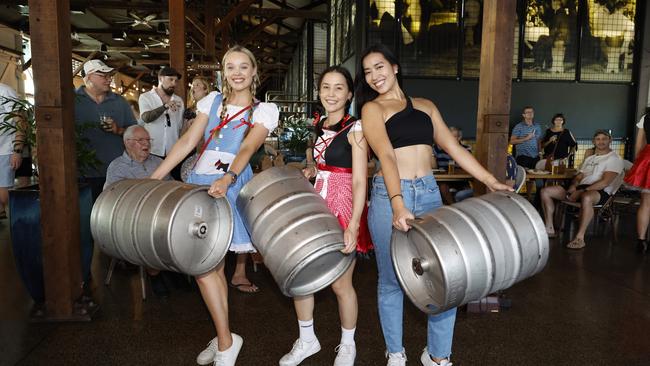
[354,44,403,113]
[315,65,355,135]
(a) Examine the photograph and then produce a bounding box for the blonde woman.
[152,45,279,366]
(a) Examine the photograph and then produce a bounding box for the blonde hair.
[190,76,210,108]
[219,45,260,122]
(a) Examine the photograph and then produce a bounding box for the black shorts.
[576,184,610,206]
[15,157,33,177]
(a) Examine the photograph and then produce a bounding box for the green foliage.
[281,114,311,156]
[0,96,101,176]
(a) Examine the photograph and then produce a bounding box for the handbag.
[543,130,565,171]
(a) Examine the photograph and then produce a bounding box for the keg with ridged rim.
[91,179,233,275]
[236,166,354,297]
[391,191,548,314]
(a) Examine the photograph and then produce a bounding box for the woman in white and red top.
[278,66,371,366]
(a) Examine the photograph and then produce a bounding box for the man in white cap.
[138,67,184,180]
[75,59,136,199]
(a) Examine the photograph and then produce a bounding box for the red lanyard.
[193,104,255,169]
[313,115,353,162]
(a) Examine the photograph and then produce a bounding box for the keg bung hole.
[191,222,208,239]
[412,257,430,276]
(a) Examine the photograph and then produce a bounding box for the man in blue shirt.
[510,106,542,169]
[75,60,136,199]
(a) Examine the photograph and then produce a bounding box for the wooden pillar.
[28,0,82,318]
[169,0,187,102]
[474,0,517,194]
[205,0,216,61]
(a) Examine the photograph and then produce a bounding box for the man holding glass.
[75,59,136,199]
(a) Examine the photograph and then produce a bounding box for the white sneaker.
[213,333,243,366]
[420,348,452,366]
[386,350,407,366]
[333,343,356,366]
[279,338,321,366]
[197,337,218,365]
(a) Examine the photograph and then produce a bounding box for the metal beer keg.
[391,191,548,314]
[91,179,233,276]
[236,166,354,297]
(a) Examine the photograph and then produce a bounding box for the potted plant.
[280,114,311,162]
[0,96,99,312]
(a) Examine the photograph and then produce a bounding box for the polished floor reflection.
[1,207,649,366]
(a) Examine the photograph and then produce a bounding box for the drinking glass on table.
[448,160,456,174]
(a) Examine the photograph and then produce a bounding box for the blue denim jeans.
[368,175,457,358]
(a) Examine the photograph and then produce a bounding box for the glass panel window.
[400,0,460,77]
[520,0,578,80]
[580,0,635,82]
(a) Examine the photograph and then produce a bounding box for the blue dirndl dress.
[187,93,256,253]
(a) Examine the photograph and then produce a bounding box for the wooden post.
[169,0,187,102]
[28,0,82,319]
[474,0,517,194]
[205,0,216,61]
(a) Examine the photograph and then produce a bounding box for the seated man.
[105,125,172,296]
[541,130,623,249]
[434,126,472,204]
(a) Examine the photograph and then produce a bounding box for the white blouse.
[197,91,279,134]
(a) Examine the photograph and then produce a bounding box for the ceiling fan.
[144,37,170,48]
[115,11,168,29]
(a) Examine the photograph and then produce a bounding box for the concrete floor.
[1,207,649,366]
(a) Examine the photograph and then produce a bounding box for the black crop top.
[385,97,434,149]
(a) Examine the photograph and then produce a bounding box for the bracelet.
[389,194,403,202]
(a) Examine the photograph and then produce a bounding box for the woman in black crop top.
[278,66,370,365]
[355,44,512,366]
[624,111,650,253]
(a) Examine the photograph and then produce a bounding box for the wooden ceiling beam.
[240,17,278,45]
[214,0,258,35]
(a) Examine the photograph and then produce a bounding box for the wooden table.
[525,169,576,200]
[433,170,472,182]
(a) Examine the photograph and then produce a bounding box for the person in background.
[151,45,279,366]
[279,65,371,366]
[127,99,142,124]
[74,59,136,200]
[541,130,623,250]
[356,43,512,366]
[0,83,23,219]
[624,111,650,253]
[538,113,577,168]
[104,125,172,296]
[434,127,472,204]
[510,106,542,169]
[139,67,184,180]
[180,76,211,182]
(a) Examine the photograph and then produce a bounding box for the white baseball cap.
[83,59,115,76]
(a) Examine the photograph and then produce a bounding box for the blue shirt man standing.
[510,106,542,169]
[74,59,136,199]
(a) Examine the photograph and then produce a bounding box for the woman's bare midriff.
[376,144,433,179]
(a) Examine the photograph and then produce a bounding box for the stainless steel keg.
[236,166,354,297]
[391,191,548,314]
[91,179,233,276]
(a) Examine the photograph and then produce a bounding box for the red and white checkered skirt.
[314,164,373,254]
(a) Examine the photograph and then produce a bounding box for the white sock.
[298,319,316,342]
[340,327,356,345]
